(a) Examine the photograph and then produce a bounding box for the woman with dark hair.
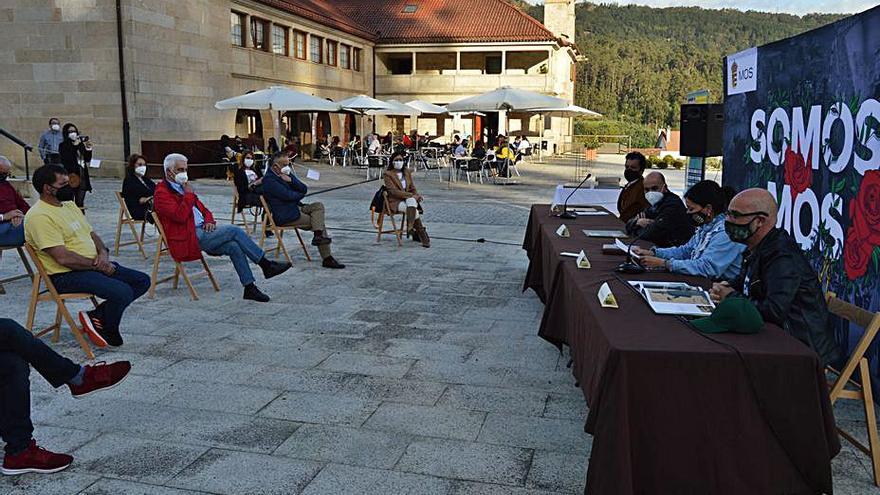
[635,180,745,280]
[233,151,263,210]
[121,154,156,221]
[267,137,280,154]
[57,122,92,208]
[384,151,429,248]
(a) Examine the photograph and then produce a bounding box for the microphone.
[557,173,593,219]
[616,216,665,274]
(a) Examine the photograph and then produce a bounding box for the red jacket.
[153,180,215,262]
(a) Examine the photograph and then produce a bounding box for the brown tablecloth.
[523,204,839,495]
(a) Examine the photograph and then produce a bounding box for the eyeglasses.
[727,210,768,219]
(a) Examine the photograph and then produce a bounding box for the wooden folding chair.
[23,244,98,359]
[826,292,880,486]
[231,186,261,233]
[113,192,147,259]
[0,244,34,295]
[258,196,311,264]
[149,212,220,301]
[371,192,404,246]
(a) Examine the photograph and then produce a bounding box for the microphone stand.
[616,216,664,274]
[557,173,592,219]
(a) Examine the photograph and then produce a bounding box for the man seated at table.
[261,152,345,269]
[617,152,650,223]
[454,139,468,157]
[624,171,693,247]
[635,180,745,280]
[0,156,29,247]
[1,318,130,476]
[710,188,841,366]
[154,153,292,302]
[24,165,150,347]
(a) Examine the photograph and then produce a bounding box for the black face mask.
[691,210,710,226]
[54,185,76,202]
[624,169,641,183]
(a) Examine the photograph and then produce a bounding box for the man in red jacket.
[153,153,290,302]
[0,156,29,246]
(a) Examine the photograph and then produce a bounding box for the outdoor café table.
[522,204,839,495]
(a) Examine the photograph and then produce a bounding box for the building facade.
[0,0,577,176]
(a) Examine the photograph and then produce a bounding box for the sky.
[523,0,878,15]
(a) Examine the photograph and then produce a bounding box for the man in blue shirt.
[37,118,63,165]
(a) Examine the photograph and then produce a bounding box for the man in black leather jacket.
[624,172,694,247]
[711,189,842,366]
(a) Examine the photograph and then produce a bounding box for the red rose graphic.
[783,149,812,199]
[849,170,880,245]
[843,227,873,280]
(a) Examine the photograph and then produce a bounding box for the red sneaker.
[1,440,72,476]
[67,361,131,399]
[78,310,107,348]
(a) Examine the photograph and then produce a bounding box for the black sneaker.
[243,284,270,302]
[311,234,332,246]
[265,230,275,238]
[260,260,291,280]
[78,311,107,348]
[322,256,346,269]
[103,328,123,347]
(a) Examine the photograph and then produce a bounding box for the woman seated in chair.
[121,154,155,221]
[384,151,430,248]
[233,151,263,210]
[494,136,514,177]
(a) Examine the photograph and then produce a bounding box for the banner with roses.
[723,6,880,398]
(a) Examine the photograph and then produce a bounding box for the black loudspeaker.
[680,104,724,157]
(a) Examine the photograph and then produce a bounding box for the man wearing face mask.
[0,156,29,247]
[634,180,744,280]
[617,152,650,223]
[37,118,63,165]
[624,171,693,247]
[24,165,150,347]
[710,189,841,366]
[153,154,291,302]
[261,152,345,269]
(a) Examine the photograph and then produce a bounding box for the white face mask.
[645,191,664,206]
[134,165,147,177]
[244,158,254,168]
[280,166,292,176]
[174,172,188,185]
[51,124,60,131]
[68,132,78,141]
[393,161,404,170]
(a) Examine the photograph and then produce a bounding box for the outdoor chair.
[367,155,387,180]
[0,244,33,295]
[24,244,98,359]
[113,191,147,259]
[826,292,880,486]
[258,196,311,265]
[148,212,220,301]
[230,185,261,234]
[371,191,404,246]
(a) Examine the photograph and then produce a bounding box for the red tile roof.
[334,0,557,44]
[254,0,377,41]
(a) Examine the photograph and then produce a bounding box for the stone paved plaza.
[0,157,878,494]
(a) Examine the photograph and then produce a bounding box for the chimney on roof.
[543,0,575,42]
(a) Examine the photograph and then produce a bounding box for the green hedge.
[574,119,657,148]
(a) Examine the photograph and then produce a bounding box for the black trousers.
[0,319,79,455]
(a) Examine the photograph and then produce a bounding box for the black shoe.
[265,230,275,238]
[322,256,346,269]
[259,258,291,279]
[311,235,332,246]
[102,327,123,347]
[243,283,270,302]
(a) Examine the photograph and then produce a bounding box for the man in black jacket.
[710,188,841,366]
[624,172,693,247]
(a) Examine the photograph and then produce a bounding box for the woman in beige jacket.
[383,151,430,248]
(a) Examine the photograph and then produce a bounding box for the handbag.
[68,172,82,189]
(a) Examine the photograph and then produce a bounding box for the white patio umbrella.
[339,95,394,159]
[405,100,448,115]
[446,86,568,113]
[367,100,423,151]
[527,105,603,160]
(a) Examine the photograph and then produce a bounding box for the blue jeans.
[0,319,80,455]
[196,224,264,286]
[0,222,24,247]
[50,263,150,332]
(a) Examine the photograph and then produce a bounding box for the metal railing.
[567,134,632,155]
[0,129,34,179]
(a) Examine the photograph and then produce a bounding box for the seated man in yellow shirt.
[24,165,150,348]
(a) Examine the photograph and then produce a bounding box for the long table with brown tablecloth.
[522,204,839,495]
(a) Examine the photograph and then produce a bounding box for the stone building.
[0,0,578,176]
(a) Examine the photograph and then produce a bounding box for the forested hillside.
[513,2,843,129]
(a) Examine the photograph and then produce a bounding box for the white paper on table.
[88,159,101,168]
[575,211,608,216]
[560,252,580,258]
[306,169,320,180]
[614,238,640,259]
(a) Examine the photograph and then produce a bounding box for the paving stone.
[156,359,265,385]
[364,403,486,441]
[260,391,380,426]
[351,309,420,325]
[478,413,592,454]
[318,351,415,378]
[397,437,532,486]
[81,479,208,495]
[275,423,410,469]
[0,471,99,495]
[448,480,563,495]
[406,359,507,387]
[301,464,452,495]
[341,375,447,406]
[526,450,589,494]
[160,381,282,414]
[167,411,302,453]
[383,338,472,362]
[169,449,322,495]
[71,434,210,484]
[543,393,588,421]
[250,367,352,393]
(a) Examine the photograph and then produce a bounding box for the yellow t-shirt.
[24,201,96,275]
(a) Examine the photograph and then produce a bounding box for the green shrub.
[706,157,723,170]
[672,159,685,169]
[582,136,601,150]
[656,160,669,169]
